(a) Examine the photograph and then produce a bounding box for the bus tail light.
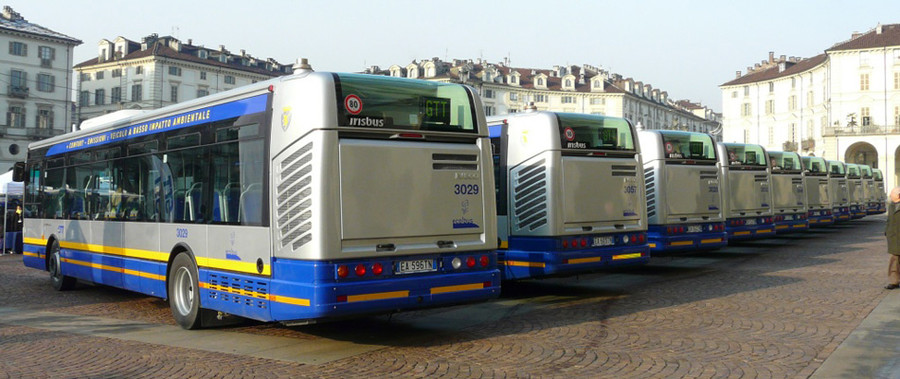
[337,265,349,278]
[372,263,383,276]
[480,255,489,267]
[581,238,588,247]
[562,240,569,248]
[466,256,476,268]
[355,264,366,277]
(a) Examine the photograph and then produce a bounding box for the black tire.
[48,240,76,291]
[168,253,204,330]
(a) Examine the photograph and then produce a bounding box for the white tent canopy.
[0,171,23,195]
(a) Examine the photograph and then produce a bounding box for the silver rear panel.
[772,174,807,213]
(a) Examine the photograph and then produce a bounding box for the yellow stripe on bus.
[500,260,546,268]
[23,251,42,259]
[792,224,807,228]
[648,243,657,248]
[733,231,751,236]
[756,229,773,234]
[269,294,311,307]
[775,225,789,230]
[566,257,603,264]
[61,257,165,281]
[346,290,409,303]
[499,241,509,249]
[668,241,693,247]
[431,282,485,295]
[612,253,643,260]
[700,238,723,244]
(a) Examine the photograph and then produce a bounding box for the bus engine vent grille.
[611,164,637,177]
[644,167,656,217]
[277,142,314,250]
[513,159,547,231]
[699,170,718,180]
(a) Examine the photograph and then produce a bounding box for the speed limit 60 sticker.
[344,94,362,115]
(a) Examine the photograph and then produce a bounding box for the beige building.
[365,58,721,138]
[74,34,292,127]
[0,6,80,171]
[720,23,900,191]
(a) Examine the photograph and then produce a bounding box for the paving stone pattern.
[0,216,890,378]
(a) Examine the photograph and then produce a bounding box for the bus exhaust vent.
[277,142,314,250]
[754,174,768,182]
[513,159,547,231]
[433,153,478,170]
[644,167,656,217]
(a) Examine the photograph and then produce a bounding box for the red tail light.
[372,263,383,276]
[562,240,569,248]
[678,226,684,233]
[355,264,366,276]
[466,256,476,268]
[337,265,349,278]
[480,255,489,267]
[580,238,588,247]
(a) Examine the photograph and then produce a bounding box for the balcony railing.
[8,85,28,98]
[823,125,900,136]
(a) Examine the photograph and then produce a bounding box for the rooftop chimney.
[877,23,883,34]
[769,51,775,63]
[1,6,23,21]
[851,31,862,39]
[736,70,742,79]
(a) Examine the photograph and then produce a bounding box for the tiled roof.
[74,38,291,77]
[828,24,900,51]
[0,6,80,45]
[720,53,827,86]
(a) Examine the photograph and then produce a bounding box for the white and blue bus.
[873,168,887,214]
[860,165,880,215]
[767,151,809,233]
[638,130,726,253]
[717,143,775,241]
[16,69,501,328]
[845,163,866,219]
[827,160,851,222]
[488,111,648,280]
[800,156,834,227]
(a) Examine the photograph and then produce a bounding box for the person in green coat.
[885,186,900,289]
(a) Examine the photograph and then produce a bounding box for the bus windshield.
[769,151,802,172]
[335,73,476,133]
[556,113,635,151]
[724,143,767,167]
[860,165,873,178]
[847,164,861,177]
[801,156,826,174]
[875,169,884,180]
[828,161,845,175]
[659,131,715,160]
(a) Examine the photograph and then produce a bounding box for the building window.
[79,91,89,106]
[765,100,774,115]
[565,79,572,87]
[224,75,235,84]
[10,69,27,88]
[80,72,91,81]
[790,123,796,142]
[860,73,870,91]
[483,89,494,98]
[561,96,575,104]
[170,85,178,102]
[807,91,814,107]
[95,89,105,105]
[112,69,121,78]
[788,95,796,111]
[590,98,605,105]
[768,82,774,93]
[169,66,182,76]
[200,71,207,80]
[861,107,871,126]
[742,103,751,117]
[537,78,544,86]
[593,80,600,87]
[732,91,737,98]
[485,105,494,116]
[6,105,25,127]
[9,41,26,56]
[37,109,53,129]
[895,106,900,126]
[135,66,143,75]
[791,78,796,88]
[894,49,900,62]
[96,71,105,80]
[768,126,774,144]
[509,92,518,101]
[197,88,209,97]
[534,94,547,103]
[743,86,749,96]
[131,83,142,102]
[38,46,55,67]
[895,72,900,90]
[860,52,870,66]
[807,120,814,140]
[37,74,55,92]
[111,87,122,103]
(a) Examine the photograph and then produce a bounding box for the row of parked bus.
[14,70,885,329]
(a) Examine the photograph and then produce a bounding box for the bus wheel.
[48,240,76,291]
[168,253,204,330]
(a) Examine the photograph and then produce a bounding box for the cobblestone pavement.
[0,216,890,378]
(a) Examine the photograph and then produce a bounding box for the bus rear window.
[556,113,634,151]
[335,73,476,133]
[875,170,883,180]
[828,162,845,175]
[724,143,767,167]
[802,157,826,174]
[658,131,715,160]
[768,151,802,172]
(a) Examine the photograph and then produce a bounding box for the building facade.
[365,58,721,138]
[74,34,292,126]
[720,23,900,192]
[0,6,80,172]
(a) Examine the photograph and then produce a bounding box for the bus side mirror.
[11,162,25,182]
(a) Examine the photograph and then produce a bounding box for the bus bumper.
[833,207,851,222]
[774,216,810,233]
[646,225,727,254]
[849,205,866,219]
[726,220,776,242]
[498,235,649,280]
[867,202,884,215]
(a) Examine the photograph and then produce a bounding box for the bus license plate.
[746,219,757,225]
[397,259,436,274]
[687,225,702,233]
[811,211,820,216]
[593,236,614,247]
[784,215,794,221]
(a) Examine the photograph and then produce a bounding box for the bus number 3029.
[454,184,480,195]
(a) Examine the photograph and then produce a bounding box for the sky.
[11,0,900,112]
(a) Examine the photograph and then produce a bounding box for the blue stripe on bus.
[47,94,269,156]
